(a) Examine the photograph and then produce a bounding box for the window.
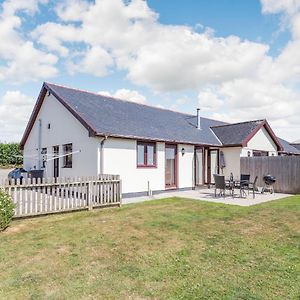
[253,150,268,157]
[63,143,73,168]
[41,148,47,168]
[137,141,156,167]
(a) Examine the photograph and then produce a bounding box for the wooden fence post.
[88,180,93,211]
[119,177,122,207]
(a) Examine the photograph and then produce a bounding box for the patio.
[123,188,291,206]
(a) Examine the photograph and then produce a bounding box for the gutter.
[38,118,42,169]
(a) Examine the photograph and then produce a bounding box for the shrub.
[0,189,15,231]
[0,143,23,167]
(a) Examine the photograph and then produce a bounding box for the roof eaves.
[94,132,221,147]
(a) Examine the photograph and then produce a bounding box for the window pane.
[166,147,175,159]
[196,149,203,185]
[137,144,145,165]
[147,145,154,165]
[64,143,72,167]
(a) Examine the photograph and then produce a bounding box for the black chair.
[240,174,250,186]
[236,174,250,197]
[248,176,258,198]
[213,174,234,198]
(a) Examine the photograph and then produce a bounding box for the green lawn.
[0,196,299,300]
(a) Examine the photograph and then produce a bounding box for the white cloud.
[67,46,113,76]
[32,0,268,90]
[2,0,47,17]
[260,0,300,15]
[0,91,34,142]
[99,88,146,104]
[202,78,300,141]
[55,0,90,21]
[0,0,300,141]
[198,88,223,111]
[0,0,57,82]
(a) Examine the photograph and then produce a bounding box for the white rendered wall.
[102,138,165,194]
[23,93,99,178]
[221,147,242,179]
[178,144,194,189]
[242,127,277,156]
[102,139,195,194]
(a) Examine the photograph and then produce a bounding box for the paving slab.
[123,188,292,206]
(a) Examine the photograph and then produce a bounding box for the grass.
[0,196,299,299]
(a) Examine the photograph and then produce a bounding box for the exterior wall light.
[181,148,185,156]
[247,151,251,157]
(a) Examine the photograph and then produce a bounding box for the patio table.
[225,179,250,198]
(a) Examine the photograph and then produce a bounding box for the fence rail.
[240,156,300,194]
[0,175,122,218]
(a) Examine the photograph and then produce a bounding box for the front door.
[165,144,177,188]
[53,146,59,178]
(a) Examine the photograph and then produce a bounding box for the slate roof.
[40,83,227,146]
[292,144,300,150]
[278,138,300,154]
[291,140,300,151]
[210,120,265,146]
[20,82,295,154]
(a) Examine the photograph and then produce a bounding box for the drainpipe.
[197,108,201,130]
[38,119,42,169]
[99,136,108,174]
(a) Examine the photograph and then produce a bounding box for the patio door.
[195,147,204,185]
[165,144,177,188]
[208,149,219,184]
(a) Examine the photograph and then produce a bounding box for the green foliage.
[0,189,15,231]
[0,143,23,167]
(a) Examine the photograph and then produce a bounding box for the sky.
[0,0,300,143]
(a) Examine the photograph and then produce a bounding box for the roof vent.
[197,108,201,130]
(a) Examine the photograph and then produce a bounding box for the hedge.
[0,143,23,167]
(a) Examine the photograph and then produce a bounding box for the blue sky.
[0,0,299,142]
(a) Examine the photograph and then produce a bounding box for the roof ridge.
[210,119,265,128]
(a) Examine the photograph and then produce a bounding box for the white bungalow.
[21,82,296,197]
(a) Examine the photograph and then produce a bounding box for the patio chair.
[248,176,258,198]
[213,174,234,198]
[235,174,250,197]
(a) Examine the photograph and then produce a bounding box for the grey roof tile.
[210,120,264,145]
[46,83,226,145]
[277,138,300,154]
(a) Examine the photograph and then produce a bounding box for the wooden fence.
[240,156,300,194]
[0,175,122,218]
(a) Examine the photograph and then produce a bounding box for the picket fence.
[0,175,122,218]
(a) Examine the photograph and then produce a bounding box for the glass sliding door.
[209,149,219,184]
[165,144,177,188]
[195,148,204,185]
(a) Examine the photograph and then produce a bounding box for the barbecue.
[262,175,276,194]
